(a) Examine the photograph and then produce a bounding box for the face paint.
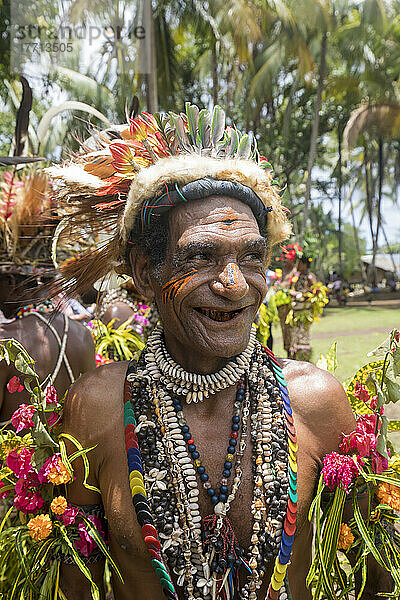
[219,207,238,229]
[161,270,199,303]
[225,263,239,287]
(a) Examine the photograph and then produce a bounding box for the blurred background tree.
[1,0,399,282]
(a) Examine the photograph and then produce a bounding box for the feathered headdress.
[0,169,54,275]
[48,103,292,294]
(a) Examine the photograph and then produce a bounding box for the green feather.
[211,105,226,147]
[185,103,199,146]
[169,113,191,151]
[226,128,239,157]
[237,134,252,159]
[197,109,211,149]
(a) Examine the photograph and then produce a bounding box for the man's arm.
[287,361,393,598]
[60,369,109,599]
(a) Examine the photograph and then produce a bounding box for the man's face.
[146,196,268,364]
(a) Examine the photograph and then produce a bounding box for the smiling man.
[49,106,390,600]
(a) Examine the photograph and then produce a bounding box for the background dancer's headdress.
[48,103,292,295]
[0,168,53,277]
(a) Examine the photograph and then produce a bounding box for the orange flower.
[50,496,67,515]
[337,523,354,550]
[27,514,52,541]
[47,460,72,486]
[376,482,400,510]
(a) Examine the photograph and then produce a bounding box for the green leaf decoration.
[197,109,211,149]
[392,348,400,378]
[388,420,400,432]
[81,516,124,583]
[316,342,338,375]
[56,523,101,600]
[227,127,239,156]
[185,102,199,146]
[237,133,252,159]
[345,360,384,414]
[211,105,226,146]
[376,415,389,459]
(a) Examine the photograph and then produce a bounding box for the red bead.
[144,535,160,550]
[187,439,194,445]
[142,524,157,538]
[231,432,238,439]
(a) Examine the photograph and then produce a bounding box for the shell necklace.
[146,324,257,403]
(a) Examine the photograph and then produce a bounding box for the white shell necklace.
[146,324,257,403]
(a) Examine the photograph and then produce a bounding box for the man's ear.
[129,247,156,300]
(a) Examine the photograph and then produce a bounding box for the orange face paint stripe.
[161,270,199,303]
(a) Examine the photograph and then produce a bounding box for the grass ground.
[272,303,400,448]
[272,305,400,381]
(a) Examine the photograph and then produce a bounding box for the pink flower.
[322,452,359,492]
[74,515,105,557]
[47,412,61,428]
[371,450,389,475]
[354,382,371,404]
[11,404,36,433]
[13,489,44,514]
[61,505,79,525]
[45,385,58,405]
[7,376,24,394]
[6,448,35,479]
[357,414,378,435]
[0,481,10,499]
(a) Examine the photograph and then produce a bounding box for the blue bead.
[229,438,237,447]
[218,493,227,502]
[197,466,205,474]
[188,444,196,452]
[211,495,219,505]
[227,446,236,455]
[175,404,182,412]
[222,469,231,478]
[220,485,228,494]
[207,488,215,497]
[192,451,200,460]
[183,432,191,441]
[232,415,240,424]
[200,473,209,482]
[232,423,239,431]
[236,390,245,401]
[172,397,180,405]
[182,425,189,433]
[224,461,232,470]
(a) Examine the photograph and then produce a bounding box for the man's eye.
[242,253,263,261]
[188,253,209,261]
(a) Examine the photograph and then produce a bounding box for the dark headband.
[134,177,272,236]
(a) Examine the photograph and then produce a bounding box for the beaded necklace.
[124,331,298,600]
[15,299,55,320]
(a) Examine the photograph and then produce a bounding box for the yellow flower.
[389,455,400,475]
[337,523,354,550]
[50,496,67,515]
[27,514,52,541]
[376,482,400,510]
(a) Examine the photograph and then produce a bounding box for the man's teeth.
[198,308,241,322]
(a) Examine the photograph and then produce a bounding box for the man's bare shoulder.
[63,361,129,443]
[279,357,356,454]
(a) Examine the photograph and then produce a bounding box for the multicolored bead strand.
[123,369,178,599]
[264,347,298,600]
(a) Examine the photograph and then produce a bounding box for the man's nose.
[211,263,249,300]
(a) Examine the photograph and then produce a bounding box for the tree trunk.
[381,224,398,279]
[348,180,367,281]
[302,30,327,239]
[364,148,376,285]
[338,125,343,277]
[212,40,218,106]
[144,0,158,112]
